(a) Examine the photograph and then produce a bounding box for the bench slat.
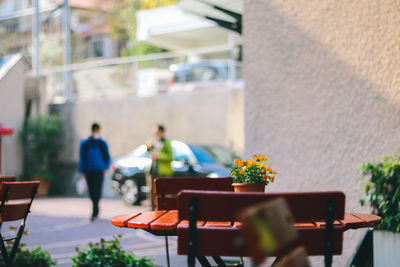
[155,177,233,195]
[150,210,180,231]
[178,190,345,222]
[204,221,232,227]
[350,213,382,228]
[111,213,142,227]
[177,226,344,257]
[314,220,342,228]
[0,182,40,200]
[127,211,167,229]
[0,176,16,184]
[0,203,30,222]
[177,220,206,227]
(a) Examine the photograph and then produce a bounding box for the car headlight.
[207,172,219,178]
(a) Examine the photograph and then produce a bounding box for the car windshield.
[189,145,217,164]
[128,145,150,158]
[200,146,237,166]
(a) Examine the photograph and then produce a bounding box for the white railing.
[42,44,243,103]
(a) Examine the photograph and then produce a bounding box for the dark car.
[111,140,237,205]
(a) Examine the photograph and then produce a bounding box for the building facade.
[244,0,400,265]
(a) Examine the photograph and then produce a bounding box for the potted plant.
[360,152,400,267]
[230,154,277,192]
[20,115,62,195]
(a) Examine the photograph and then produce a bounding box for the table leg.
[165,236,170,267]
[197,256,212,267]
[212,256,226,266]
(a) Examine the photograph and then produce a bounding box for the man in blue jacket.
[79,123,111,221]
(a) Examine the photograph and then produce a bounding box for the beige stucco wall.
[0,59,26,176]
[53,88,244,162]
[244,0,400,266]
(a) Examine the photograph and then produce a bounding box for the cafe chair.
[0,181,40,266]
[0,176,16,185]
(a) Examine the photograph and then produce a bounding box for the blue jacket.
[79,136,111,173]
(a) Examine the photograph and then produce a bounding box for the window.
[5,20,19,33]
[92,40,103,57]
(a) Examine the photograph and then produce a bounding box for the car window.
[201,146,236,166]
[172,141,192,162]
[128,145,151,158]
[189,145,216,164]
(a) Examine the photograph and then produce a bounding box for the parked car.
[111,140,238,205]
[168,60,244,93]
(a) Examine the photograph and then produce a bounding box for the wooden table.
[111,210,381,238]
[112,190,382,266]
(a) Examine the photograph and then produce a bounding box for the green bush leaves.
[71,236,158,267]
[361,152,400,232]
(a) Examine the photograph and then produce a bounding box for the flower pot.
[33,177,49,196]
[373,230,400,267]
[232,183,265,192]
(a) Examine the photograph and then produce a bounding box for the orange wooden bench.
[177,190,381,267]
[0,181,40,265]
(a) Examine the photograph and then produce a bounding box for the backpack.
[82,137,110,167]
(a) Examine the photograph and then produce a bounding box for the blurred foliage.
[107,0,178,56]
[360,152,400,232]
[0,228,56,267]
[71,235,158,267]
[20,115,62,182]
[39,33,63,68]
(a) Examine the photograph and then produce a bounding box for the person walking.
[79,123,111,221]
[147,124,173,210]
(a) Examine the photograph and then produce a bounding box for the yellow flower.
[258,164,267,169]
[271,170,278,175]
[235,159,244,167]
[270,176,275,183]
[246,160,257,167]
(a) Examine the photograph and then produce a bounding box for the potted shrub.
[20,115,62,195]
[360,152,400,267]
[230,154,277,192]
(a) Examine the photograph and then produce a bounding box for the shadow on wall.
[244,1,400,266]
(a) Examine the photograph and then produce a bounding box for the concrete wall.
[0,57,26,176]
[244,0,400,265]
[52,88,244,163]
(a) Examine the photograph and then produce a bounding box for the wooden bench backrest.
[154,177,233,210]
[0,176,16,185]
[178,190,345,222]
[0,181,40,222]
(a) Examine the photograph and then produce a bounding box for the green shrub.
[0,246,57,267]
[360,152,400,232]
[71,236,157,267]
[20,115,62,182]
[0,229,56,267]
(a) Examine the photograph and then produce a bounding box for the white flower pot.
[373,230,400,267]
